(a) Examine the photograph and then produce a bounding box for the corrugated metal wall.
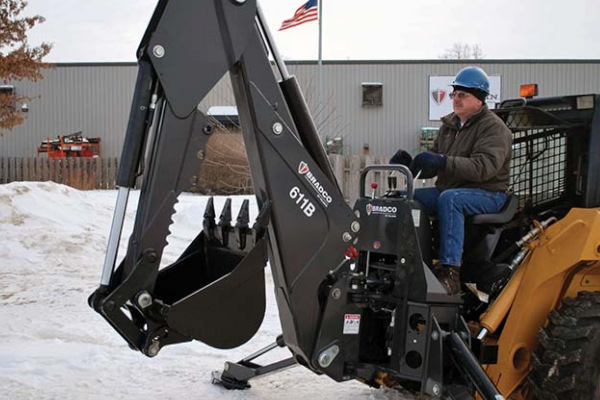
[1,63,137,158]
[2,60,599,158]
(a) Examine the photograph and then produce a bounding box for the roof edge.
[51,59,600,68]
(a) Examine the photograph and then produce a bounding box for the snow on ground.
[0,182,418,400]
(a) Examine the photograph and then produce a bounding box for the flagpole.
[317,0,323,137]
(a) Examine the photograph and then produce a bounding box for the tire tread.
[528,291,600,400]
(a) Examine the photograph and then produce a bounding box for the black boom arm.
[89,0,358,371]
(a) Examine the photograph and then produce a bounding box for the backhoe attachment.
[90,0,356,363]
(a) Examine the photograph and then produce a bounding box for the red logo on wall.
[431,89,447,105]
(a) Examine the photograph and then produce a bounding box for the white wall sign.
[428,75,501,121]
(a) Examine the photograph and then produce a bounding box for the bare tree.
[470,44,484,60]
[439,43,484,60]
[0,0,52,135]
[196,125,254,195]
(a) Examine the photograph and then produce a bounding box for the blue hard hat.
[452,66,490,94]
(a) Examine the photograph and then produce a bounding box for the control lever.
[370,182,378,199]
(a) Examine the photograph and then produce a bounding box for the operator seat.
[460,194,519,285]
[468,194,519,226]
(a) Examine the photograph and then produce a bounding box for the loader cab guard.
[494,93,600,212]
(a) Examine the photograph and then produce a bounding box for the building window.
[0,85,15,110]
[0,85,14,95]
[362,83,383,106]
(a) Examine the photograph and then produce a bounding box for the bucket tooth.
[218,198,233,246]
[252,201,271,241]
[235,200,251,250]
[203,197,216,241]
[237,200,250,227]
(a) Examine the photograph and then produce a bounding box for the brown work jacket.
[433,105,512,192]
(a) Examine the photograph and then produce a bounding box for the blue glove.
[410,152,447,179]
[389,149,412,166]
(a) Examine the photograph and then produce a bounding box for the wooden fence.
[0,157,120,190]
[330,154,387,204]
[0,156,431,203]
[328,154,433,204]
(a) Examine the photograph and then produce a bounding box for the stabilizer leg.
[212,334,297,390]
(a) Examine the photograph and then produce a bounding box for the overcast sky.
[25,0,600,63]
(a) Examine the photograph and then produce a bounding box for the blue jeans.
[413,187,508,267]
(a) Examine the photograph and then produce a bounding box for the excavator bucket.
[90,196,269,355]
[153,198,268,349]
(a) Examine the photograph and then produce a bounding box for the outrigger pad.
[153,198,268,349]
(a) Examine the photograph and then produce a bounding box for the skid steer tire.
[528,291,600,400]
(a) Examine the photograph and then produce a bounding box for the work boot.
[433,265,461,295]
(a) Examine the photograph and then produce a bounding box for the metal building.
[2,60,599,158]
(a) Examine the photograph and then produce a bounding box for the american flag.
[279,0,318,31]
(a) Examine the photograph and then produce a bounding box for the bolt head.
[137,292,153,309]
[203,124,214,135]
[318,345,340,368]
[432,384,441,396]
[104,301,116,312]
[342,232,352,242]
[144,250,158,263]
[351,221,360,233]
[400,258,406,264]
[153,45,165,58]
[331,288,341,299]
[147,340,160,357]
[272,122,284,135]
[431,331,440,341]
[319,354,331,368]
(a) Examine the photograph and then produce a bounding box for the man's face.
[450,90,483,120]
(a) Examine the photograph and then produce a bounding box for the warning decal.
[343,314,361,334]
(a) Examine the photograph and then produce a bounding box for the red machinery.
[37,131,101,158]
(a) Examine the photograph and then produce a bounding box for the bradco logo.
[298,161,309,175]
[298,161,332,207]
[366,203,397,217]
[431,89,447,105]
